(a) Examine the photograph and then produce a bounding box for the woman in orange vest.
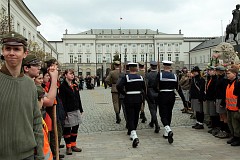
[225,66,240,146]
[36,85,53,160]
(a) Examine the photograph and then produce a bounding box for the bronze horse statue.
[225,23,239,45]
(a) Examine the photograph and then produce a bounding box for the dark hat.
[36,85,45,99]
[191,66,201,72]
[128,62,138,67]
[207,66,216,70]
[1,31,27,46]
[162,60,173,66]
[150,61,158,66]
[216,66,225,71]
[138,61,145,66]
[113,60,120,65]
[22,55,40,66]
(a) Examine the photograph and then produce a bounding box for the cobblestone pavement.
[61,86,240,160]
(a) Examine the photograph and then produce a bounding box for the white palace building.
[50,29,210,77]
[1,0,225,78]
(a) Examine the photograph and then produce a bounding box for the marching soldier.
[145,61,160,133]
[105,61,121,124]
[154,60,178,144]
[118,61,130,129]
[117,63,146,148]
[137,61,147,123]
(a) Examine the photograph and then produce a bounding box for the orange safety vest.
[226,80,238,111]
[42,118,53,160]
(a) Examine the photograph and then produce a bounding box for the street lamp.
[8,0,11,32]
[124,48,127,65]
[74,56,78,76]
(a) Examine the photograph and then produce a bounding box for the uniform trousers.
[227,110,240,137]
[146,96,158,123]
[111,92,121,113]
[158,91,175,126]
[125,103,142,132]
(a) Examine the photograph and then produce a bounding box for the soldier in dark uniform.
[137,61,147,123]
[105,61,121,124]
[117,62,130,128]
[145,61,160,133]
[117,63,146,148]
[154,60,178,144]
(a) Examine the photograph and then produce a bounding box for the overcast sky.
[23,0,238,41]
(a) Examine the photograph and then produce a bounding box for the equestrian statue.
[225,4,240,45]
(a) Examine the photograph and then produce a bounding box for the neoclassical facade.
[50,29,210,78]
[0,0,58,64]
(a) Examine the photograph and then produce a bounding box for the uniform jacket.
[59,79,83,113]
[117,73,146,104]
[105,68,120,93]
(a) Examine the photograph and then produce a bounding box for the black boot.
[116,113,121,124]
[140,112,147,123]
[132,138,139,148]
[154,121,160,133]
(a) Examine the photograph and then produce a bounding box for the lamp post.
[102,56,106,76]
[8,0,11,32]
[124,48,127,65]
[74,56,78,76]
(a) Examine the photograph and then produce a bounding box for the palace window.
[132,55,137,63]
[78,55,82,63]
[70,55,73,63]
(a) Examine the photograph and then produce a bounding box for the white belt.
[159,89,174,92]
[126,91,141,94]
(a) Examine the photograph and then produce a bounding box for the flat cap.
[113,60,120,65]
[1,31,27,46]
[128,62,138,67]
[216,66,226,71]
[138,61,145,66]
[22,55,40,66]
[150,61,158,66]
[162,60,173,66]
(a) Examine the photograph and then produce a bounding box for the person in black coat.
[117,63,146,148]
[59,69,84,155]
[190,66,206,129]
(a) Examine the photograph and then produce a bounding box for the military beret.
[216,66,225,71]
[22,55,40,66]
[150,61,158,66]
[138,61,145,66]
[1,31,27,47]
[162,60,173,66]
[113,60,120,65]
